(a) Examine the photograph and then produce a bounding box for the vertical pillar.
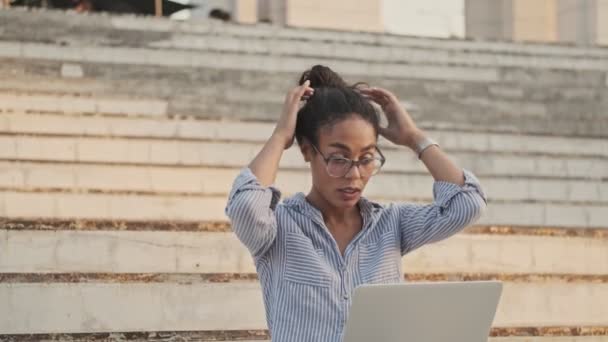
[155,0,163,16]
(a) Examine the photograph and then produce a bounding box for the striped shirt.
[225,167,487,342]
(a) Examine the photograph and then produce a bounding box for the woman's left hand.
[359,87,424,150]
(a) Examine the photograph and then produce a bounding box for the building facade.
[466,0,608,45]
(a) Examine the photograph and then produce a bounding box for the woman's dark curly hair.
[295,65,380,147]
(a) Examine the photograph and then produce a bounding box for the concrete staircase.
[0,8,607,342]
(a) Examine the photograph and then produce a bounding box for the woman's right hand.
[273,80,314,149]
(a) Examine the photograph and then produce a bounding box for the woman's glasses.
[311,144,386,178]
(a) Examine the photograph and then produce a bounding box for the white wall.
[383,0,465,38]
[597,0,608,45]
[189,0,234,19]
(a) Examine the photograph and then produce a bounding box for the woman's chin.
[333,191,361,207]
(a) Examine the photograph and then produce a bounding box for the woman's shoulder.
[276,192,307,212]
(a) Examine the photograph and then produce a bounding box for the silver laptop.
[343,281,503,342]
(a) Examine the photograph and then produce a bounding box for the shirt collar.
[283,192,383,228]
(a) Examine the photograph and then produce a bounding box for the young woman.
[225,65,487,341]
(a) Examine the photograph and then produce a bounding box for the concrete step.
[189,97,608,139]
[0,162,605,205]
[0,335,605,342]
[2,38,608,104]
[4,8,608,59]
[1,112,607,159]
[0,191,605,228]
[0,93,168,117]
[0,281,265,334]
[148,34,608,72]
[0,135,605,180]
[492,338,608,342]
[0,40,503,83]
[0,191,227,221]
[1,229,606,275]
[2,60,607,138]
[3,57,605,107]
[2,9,608,71]
[1,279,606,334]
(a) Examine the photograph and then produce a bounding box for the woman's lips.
[338,187,361,201]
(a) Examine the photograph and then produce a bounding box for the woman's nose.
[344,163,362,179]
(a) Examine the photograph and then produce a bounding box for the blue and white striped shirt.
[225,167,487,342]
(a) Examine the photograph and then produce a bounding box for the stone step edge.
[2,106,604,140]
[0,159,603,183]
[3,104,608,144]
[2,129,606,161]
[1,186,605,207]
[5,39,607,73]
[3,103,608,144]
[1,22,606,67]
[0,41,505,78]
[2,219,606,238]
[5,7,608,59]
[0,88,151,101]
[1,273,607,284]
[1,326,608,340]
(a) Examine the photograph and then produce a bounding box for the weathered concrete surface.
[0,93,168,116]
[1,112,607,158]
[1,9,608,63]
[1,332,607,341]
[0,281,607,334]
[0,282,266,334]
[0,190,606,227]
[1,230,607,275]
[2,218,607,238]
[1,8,608,137]
[1,57,606,138]
[0,134,606,180]
[0,161,605,204]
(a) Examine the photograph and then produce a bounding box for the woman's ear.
[299,140,313,163]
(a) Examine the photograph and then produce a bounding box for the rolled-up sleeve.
[225,168,282,259]
[398,169,487,255]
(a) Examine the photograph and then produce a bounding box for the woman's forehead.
[317,117,377,151]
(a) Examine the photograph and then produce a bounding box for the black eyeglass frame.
[311,144,387,178]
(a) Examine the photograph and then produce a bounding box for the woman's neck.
[305,189,359,225]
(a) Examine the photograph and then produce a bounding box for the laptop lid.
[343,281,503,342]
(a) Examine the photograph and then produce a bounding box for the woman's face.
[305,115,378,209]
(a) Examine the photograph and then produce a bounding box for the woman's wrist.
[403,129,427,151]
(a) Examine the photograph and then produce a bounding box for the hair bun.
[299,65,348,88]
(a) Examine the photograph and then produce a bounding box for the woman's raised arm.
[360,86,486,255]
[225,81,313,258]
[249,80,314,186]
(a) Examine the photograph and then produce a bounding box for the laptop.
[343,281,503,342]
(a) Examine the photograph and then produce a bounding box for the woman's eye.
[330,158,349,165]
[358,154,374,161]
[360,158,374,165]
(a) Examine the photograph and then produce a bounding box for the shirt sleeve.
[225,167,282,259]
[398,169,487,256]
